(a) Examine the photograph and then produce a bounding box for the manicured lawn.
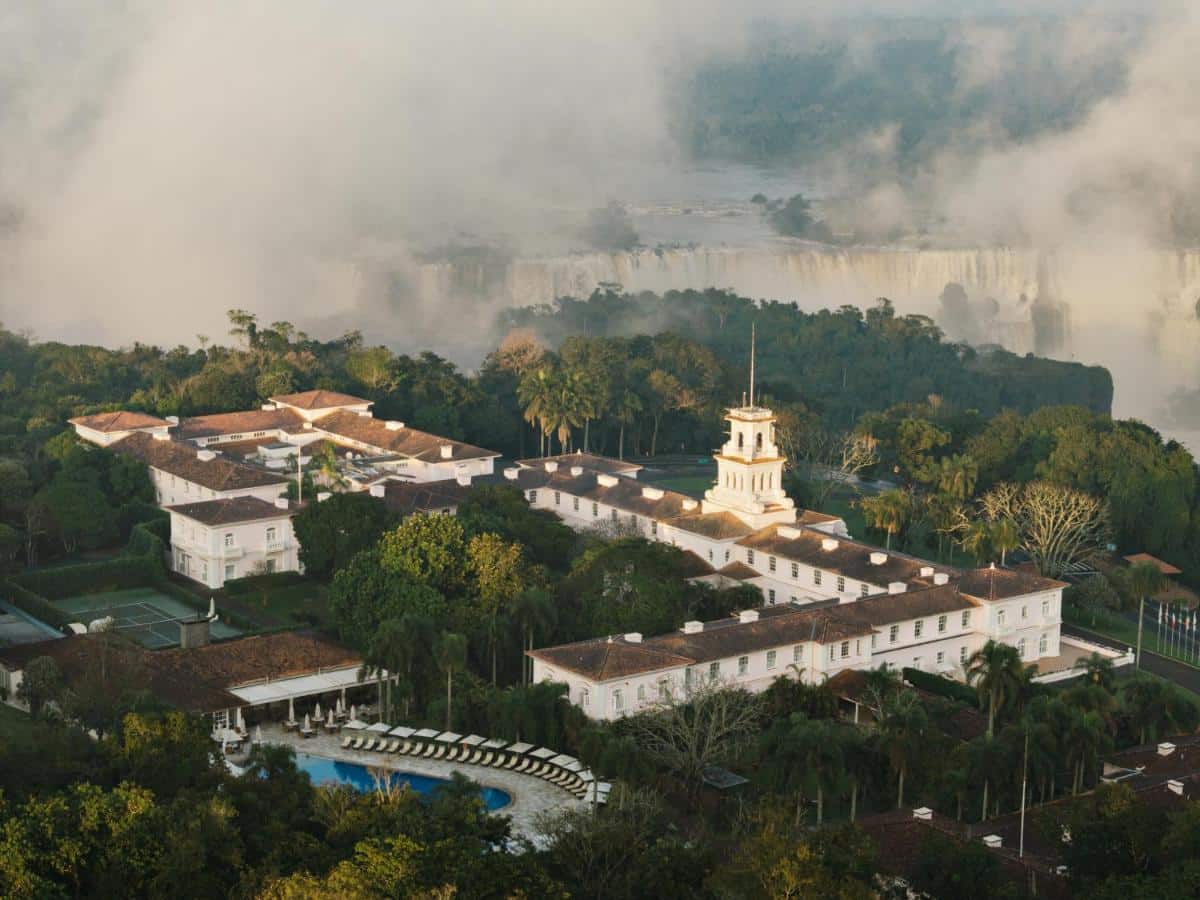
[220,580,334,630]
[0,703,35,742]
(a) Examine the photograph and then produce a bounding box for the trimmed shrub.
[223,571,307,597]
[903,667,979,708]
[14,556,161,601]
[118,501,168,540]
[3,579,71,629]
[126,522,168,575]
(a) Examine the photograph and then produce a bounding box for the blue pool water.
[294,753,511,811]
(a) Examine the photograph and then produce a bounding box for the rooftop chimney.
[777,526,802,539]
[197,449,216,462]
[682,499,698,511]
[261,403,276,411]
[179,616,211,649]
[919,566,934,577]
[274,497,289,510]
[870,551,887,565]
[356,410,371,417]
[456,474,472,487]
[1168,778,1185,796]
[385,420,404,431]
[682,620,704,634]
[738,609,760,624]
[303,421,313,429]
[503,467,519,480]
[912,807,933,821]
[570,465,583,476]
[369,484,386,498]
[888,582,907,595]
[641,486,664,500]
[982,834,1002,849]
[317,492,332,502]
[597,474,618,487]
[821,537,839,551]
[153,431,171,441]
[544,461,559,473]
[933,573,950,586]
[624,632,643,643]
[439,445,453,459]
[1158,742,1177,756]
[165,415,180,425]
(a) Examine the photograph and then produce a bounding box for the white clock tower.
[702,325,796,529]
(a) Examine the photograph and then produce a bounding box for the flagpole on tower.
[749,322,756,408]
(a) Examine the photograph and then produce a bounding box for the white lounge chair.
[421,744,438,758]
[503,755,521,769]
[341,736,354,749]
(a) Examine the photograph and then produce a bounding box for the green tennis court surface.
[54,587,242,649]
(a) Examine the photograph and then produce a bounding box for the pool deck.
[257,723,585,836]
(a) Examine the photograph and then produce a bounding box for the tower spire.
[749,322,756,408]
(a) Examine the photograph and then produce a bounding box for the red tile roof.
[515,452,643,477]
[1122,553,1183,576]
[167,496,294,526]
[955,566,1067,601]
[110,432,289,492]
[270,389,370,410]
[312,410,498,462]
[174,408,306,441]
[70,410,168,432]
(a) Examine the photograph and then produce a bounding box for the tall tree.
[966,640,1026,739]
[434,632,468,731]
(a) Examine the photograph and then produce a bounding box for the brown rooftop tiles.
[312,410,498,462]
[515,452,643,477]
[174,407,306,440]
[70,410,168,432]
[110,432,289,492]
[955,566,1066,602]
[269,389,370,410]
[167,496,293,526]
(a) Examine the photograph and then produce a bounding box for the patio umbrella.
[222,735,228,755]
[303,713,311,732]
[314,701,323,721]
[336,696,344,716]
[350,704,358,722]
[288,697,295,723]
[326,708,335,726]
[235,707,245,731]
[207,597,216,619]
[254,724,263,745]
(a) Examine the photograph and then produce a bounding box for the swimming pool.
[294,753,512,811]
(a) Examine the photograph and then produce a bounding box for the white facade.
[168,505,300,589]
[150,465,288,508]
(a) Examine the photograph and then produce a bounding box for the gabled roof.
[69,410,168,432]
[716,560,761,580]
[665,511,755,540]
[530,604,872,682]
[312,410,498,462]
[835,584,978,627]
[110,432,289,492]
[738,524,956,590]
[1122,553,1183,576]
[270,389,370,410]
[173,407,306,441]
[955,566,1066,602]
[515,452,643,477]
[166,496,294,526]
[381,479,474,516]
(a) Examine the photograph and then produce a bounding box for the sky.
[0,0,1194,379]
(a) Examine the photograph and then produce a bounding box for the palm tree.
[860,489,911,550]
[879,691,927,808]
[966,640,1025,739]
[511,586,556,685]
[613,388,643,460]
[434,632,468,731]
[958,520,992,565]
[989,518,1019,566]
[1124,561,1167,667]
[936,453,978,503]
[1063,708,1109,794]
[1073,652,1116,692]
[1119,675,1199,745]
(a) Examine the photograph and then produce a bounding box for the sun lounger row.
[338,732,609,803]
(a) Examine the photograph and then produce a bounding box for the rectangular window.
[1021,605,1028,619]
[937,651,945,665]
[793,644,801,663]
[266,527,277,542]
[651,520,658,536]
[224,533,234,547]
[613,690,624,711]
[1039,633,1048,654]
[889,624,899,644]
[738,656,749,676]
[725,550,730,562]
[962,610,971,627]
[554,491,561,506]
[766,650,777,669]
[840,641,850,659]
[813,570,822,586]
[871,634,878,649]
[997,610,1006,626]
[937,615,947,634]
[265,559,276,573]
[592,502,598,517]
[573,497,580,511]
[1042,599,1050,616]
[837,575,846,593]
[747,550,755,565]
[611,508,618,522]
[829,645,836,661]
[960,646,968,662]
[708,549,713,561]
[791,562,799,579]
[529,490,538,503]
[224,564,235,580]
[914,620,924,638]
[581,690,590,708]
[637,685,646,702]
[1017,638,1027,658]
[769,556,777,573]
[768,589,777,604]
[709,661,720,681]
[860,583,870,598]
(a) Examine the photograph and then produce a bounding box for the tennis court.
[54,587,242,649]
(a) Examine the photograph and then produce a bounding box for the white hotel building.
[521,395,1122,722]
[70,390,500,588]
